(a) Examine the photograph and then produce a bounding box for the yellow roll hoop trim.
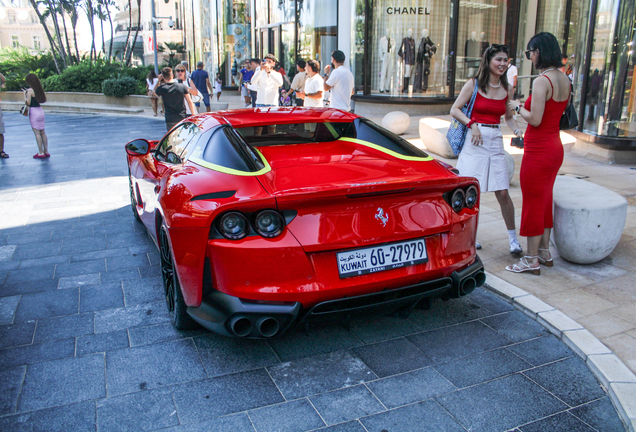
[189,148,272,176]
[338,137,434,161]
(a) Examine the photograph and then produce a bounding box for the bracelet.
[514,129,521,135]
[466,120,476,128]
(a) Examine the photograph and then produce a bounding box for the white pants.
[380,54,394,91]
[456,125,509,192]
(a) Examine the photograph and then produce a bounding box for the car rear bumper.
[187,255,485,338]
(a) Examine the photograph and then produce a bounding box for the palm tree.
[28,0,63,72]
[125,0,141,65]
[161,42,186,68]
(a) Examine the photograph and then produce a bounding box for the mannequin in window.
[397,28,416,93]
[379,29,395,93]
[413,29,436,93]
[479,32,490,56]
[465,31,480,77]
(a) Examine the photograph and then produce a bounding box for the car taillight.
[217,212,249,239]
[213,209,287,240]
[450,189,465,213]
[465,185,478,208]
[254,210,285,238]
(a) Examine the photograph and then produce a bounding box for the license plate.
[337,238,428,278]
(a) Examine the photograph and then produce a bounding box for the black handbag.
[560,84,578,130]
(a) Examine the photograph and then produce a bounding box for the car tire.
[128,169,141,222]
[159,225,198,330]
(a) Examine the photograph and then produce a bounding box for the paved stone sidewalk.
[0,112,626,431]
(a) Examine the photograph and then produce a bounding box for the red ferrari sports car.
[125,108,485,338]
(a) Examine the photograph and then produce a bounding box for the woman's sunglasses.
[525,49,537,60]
[488,44,508,54]
[176,70,186,73]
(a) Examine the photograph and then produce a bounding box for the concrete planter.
[553,176,627,264]
[1,91,151,107]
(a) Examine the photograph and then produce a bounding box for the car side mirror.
[165,151,182,164]
[125,139,151,156]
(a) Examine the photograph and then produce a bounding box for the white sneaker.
[510,239,523,254]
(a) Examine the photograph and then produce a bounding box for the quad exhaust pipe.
[229,315,281,338]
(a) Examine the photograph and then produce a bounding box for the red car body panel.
[126,108,482,334]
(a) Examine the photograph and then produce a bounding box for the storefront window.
[454,0,507,95]
[580,0,635,137]
[218,0,252,87]
[297,0,338,77]
[351,0,365,93]
[370,1,450,97]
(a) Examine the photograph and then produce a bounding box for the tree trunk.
[45,0,68,67]
[28,0,62,73]
[107,5,114,60]
[72,16,80,61]
[99,15,105,57]
[122,0,132,62]
[60,9,74,64]
[126,0,141,66]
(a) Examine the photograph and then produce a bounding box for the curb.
[483,271,636,432]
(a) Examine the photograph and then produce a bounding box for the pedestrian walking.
[190,62,213,112]
[146,70,160,116]
[506,32,571,275]
[296,60,324,108]
[154,67,196,131]
[248,58,260,108]
[238,61,254,108]
[250,54,283,107]
[214,73,223,101]
[450,44,523,255]
[24,73,49,159]
[290,59,307,107]
[0,72,7,159]
[323,50,355,111]
[174,65,199,115]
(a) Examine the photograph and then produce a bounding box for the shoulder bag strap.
[466,78,479,117]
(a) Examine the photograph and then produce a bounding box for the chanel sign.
[386,7,431,15]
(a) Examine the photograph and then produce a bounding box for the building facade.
[0,0,54,53]
[175,0,636,148]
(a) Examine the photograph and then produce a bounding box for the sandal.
[538,248,554,267]
[33,153,46,159]
[505,256,540,275]
[44,153,50,157]
[0,151,8,158]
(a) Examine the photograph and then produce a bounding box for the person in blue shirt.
[239,60,255,108]
[190,62,213,112]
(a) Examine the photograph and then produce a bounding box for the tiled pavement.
[0,111,627,431]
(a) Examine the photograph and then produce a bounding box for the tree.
[125,0,141,66]
[29,0,63,73]
[161,42,186,68]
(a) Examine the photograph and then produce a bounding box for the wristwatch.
[514,105,522,114]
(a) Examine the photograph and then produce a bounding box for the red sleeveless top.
[470,92,507,125]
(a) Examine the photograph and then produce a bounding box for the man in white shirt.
[249,54,283,107]
[297,60,324,108]
[323,50,355,111]
[290,59,307,106]
[506,60,518,97]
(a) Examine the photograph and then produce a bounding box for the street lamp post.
[150,0,174,74]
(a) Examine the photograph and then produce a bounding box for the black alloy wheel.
[159,226,198,329]
[128,169,141,222]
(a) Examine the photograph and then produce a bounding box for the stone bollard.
[553,176,627,264]
[381,111,410,135]
[418,118,455,158]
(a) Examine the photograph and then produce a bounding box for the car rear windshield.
[235,119,429,158]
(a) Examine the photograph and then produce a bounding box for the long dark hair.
[147,70,158,80]
[527,32,563,70]
[25,73,46,103]
[475,45,509,94]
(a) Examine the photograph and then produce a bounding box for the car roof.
[196,107,360,129]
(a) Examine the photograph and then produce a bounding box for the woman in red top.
[451,44,524,255]
[507,32,571,275]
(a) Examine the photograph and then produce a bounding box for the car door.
[137,123,201,235]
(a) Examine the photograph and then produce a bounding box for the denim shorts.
[195,93,210,108]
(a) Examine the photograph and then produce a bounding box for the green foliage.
[0,47,58,90]
[102,75,139,98]
[161,42,186,69]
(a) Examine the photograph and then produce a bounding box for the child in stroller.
[280,89,293,107]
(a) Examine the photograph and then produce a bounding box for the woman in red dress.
[506,32,571,275]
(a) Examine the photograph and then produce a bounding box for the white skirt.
[456,125,509,192]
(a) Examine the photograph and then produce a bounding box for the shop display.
[378,30,395,93]
[413,29,436,92]
[397,29,416,93]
